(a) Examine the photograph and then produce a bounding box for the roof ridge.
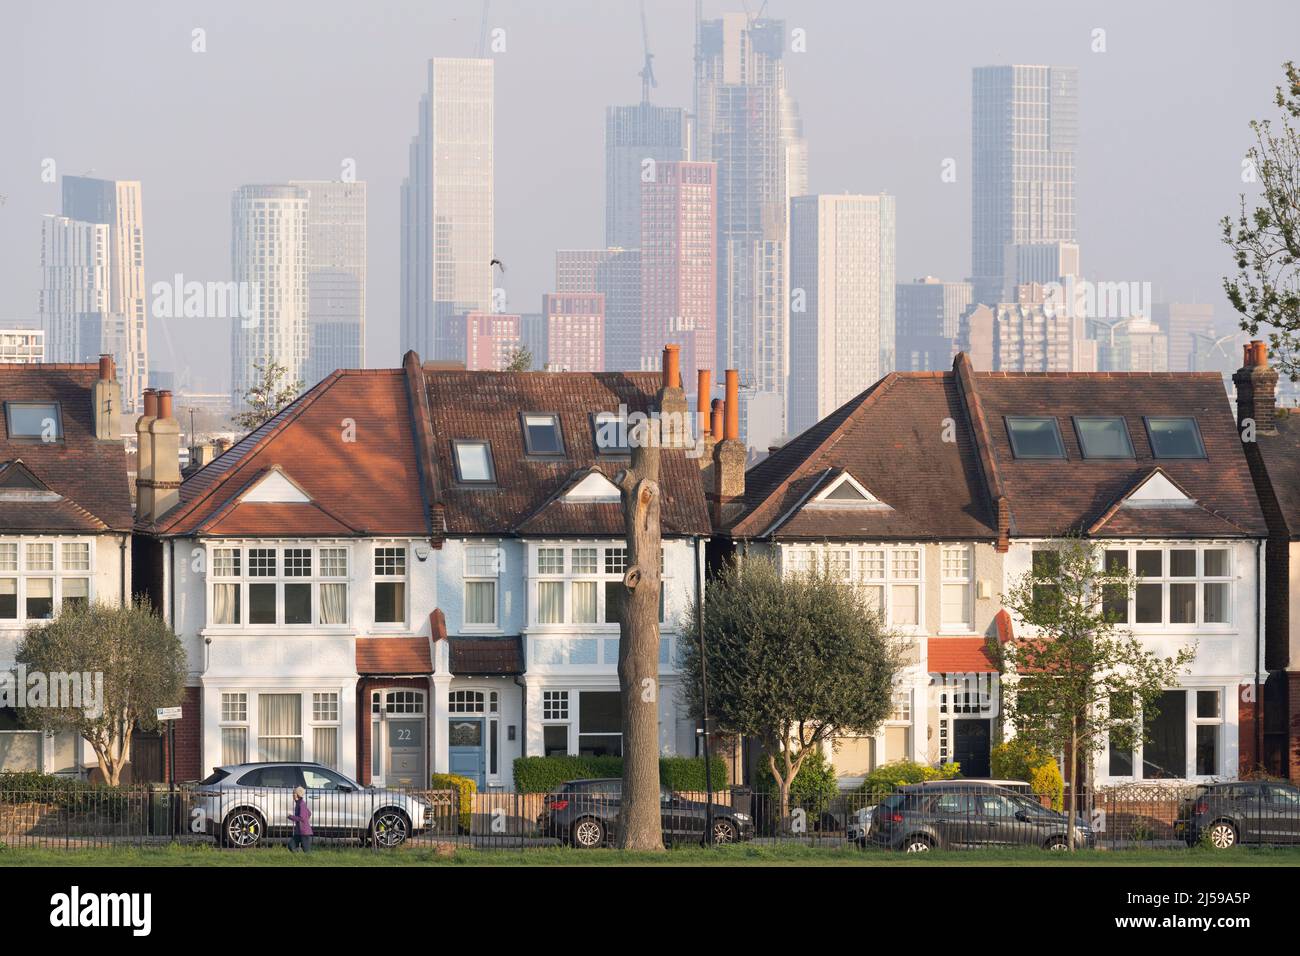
[953,353,1011,549]
[149,371,346,533]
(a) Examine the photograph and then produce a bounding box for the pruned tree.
[1223,61,1300,378]
[503,344,532,372]
[614,411,665,850]
[17,600,187,786]
[678,556,902,829]
[232,360,304,431]
[997,538,1196,848]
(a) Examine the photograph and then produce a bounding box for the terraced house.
[133,349,711,789]
[717,354,1269,788]
[0,357,133,777]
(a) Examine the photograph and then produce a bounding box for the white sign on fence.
[156,706,183,722]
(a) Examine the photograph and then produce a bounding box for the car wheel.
[1045,837,1070,851]
[711,818,739,845]
[371,809,411,848]
[904,836,933,853]
[223,809,265,848]
[1208,821,1238,849]
[572,817,605,848]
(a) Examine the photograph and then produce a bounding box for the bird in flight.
[490,258,506,273]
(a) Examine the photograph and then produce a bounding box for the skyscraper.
[1097,316,1169,372]
[52,176,148,409]
[543,292,604,372]
[695,12,800,446]
[895,277,973,371]
[605,103,690,250]
[38,215,109,369]
[971,65,1078,306]
[292,180,366,384]
[555,247,641,371]
[230,184,309,409]
[1153,302,1217,372]
[401,58,494,362]
[464,312,522,370]
[787,194,896,435]
[640,160,717,392]
[959,284,1096,373]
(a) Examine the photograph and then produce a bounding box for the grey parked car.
[192,762,433,848]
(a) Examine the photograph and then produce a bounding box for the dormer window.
[5,402,62,440]
[1145,417,1206,459]
[522,413,564,456]
[809,472,889,509]
[453,440,496,483]
[1074,417,1135,459]
[1005,417,1066,459]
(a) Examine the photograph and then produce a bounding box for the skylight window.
[522,413,564,456]
[453,440,496,483]
[1073,417,1135,459]
[592,411,629,456]
[1005,417,1066,459]
[5,402,62,440]
[1145,417,1207,459]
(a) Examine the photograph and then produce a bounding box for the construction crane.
[638,0,656,104]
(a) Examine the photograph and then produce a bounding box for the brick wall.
[1239,683,1260,775]
[356,677,430,786]
[1291,673,1300,783]
[162,685,202,782]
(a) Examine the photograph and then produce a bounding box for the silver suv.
[192,762,433,848]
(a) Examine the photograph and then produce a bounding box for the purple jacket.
[289,797,313,836]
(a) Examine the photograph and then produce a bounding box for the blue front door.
[448,717,485,787]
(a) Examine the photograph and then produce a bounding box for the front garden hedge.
[513,756,727,793]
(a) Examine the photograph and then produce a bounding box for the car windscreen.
[199,769,230,786]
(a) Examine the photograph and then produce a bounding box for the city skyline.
[1,1,1294,399]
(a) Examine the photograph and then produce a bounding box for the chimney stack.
[91,354,121,442]
[697,370,715,470]
[136,389,181,521]
[657,343,690,448]
[710,369,746,527]
[1233,339,1278,437]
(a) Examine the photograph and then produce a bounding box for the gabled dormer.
[807,470,892,511]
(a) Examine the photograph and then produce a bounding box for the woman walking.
[288,786,313,853]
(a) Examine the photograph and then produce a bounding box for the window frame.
[0,536,94,624]
[206,542,353,629]
[1097,544,1234,630]
[527,542,667,631]
[1105,686,1226,781]
[591,411,630,457]
[451,439,496,484]
[372,543,408,629]
[4,401,63,441]
[1143,416,1207,460]
[1004,416,1067,460]
[1072,416,1136,460]
[520,411,565,457]
[781,542,926,632]
[463,543,501,630]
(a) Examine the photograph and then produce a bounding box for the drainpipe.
[119,534,127,605]
[1257,539,1265,772]
[168,540,176,630]
[514,675,527,760]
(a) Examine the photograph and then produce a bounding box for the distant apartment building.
[464,312,522,370]
[230,184,310,409]
[292,180,366,384]
[401,58,494,361]
[696,12,801,444]
[543,293,604,372]
[1097,315,1169,372]
[0,327,45,363]
[1153,302,1217,372]
[1004,241,1080,294]
[640,161,717,392]
[972,65,1078,305]
[605,103,690,250]
[960,284,1096,372]
[38,215,109,366]
[895,277,973,372]
[555,248,641,372]
[519,312,547,370]
[787,194,895,436]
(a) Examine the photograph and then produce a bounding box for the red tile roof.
[355,637,433,675]
[0,363,133,532]
[928,637,998,673]
[450,637,525,675]
[421,368,711,537]
[150,370,429,537]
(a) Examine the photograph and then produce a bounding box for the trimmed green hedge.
[858,760,961,798]
[429,773,476,832]
[513,756,728,794]
[0,771,134,814]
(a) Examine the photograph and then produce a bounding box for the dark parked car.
[865,781,1094,852]
[1176,781,1300,848]
[538,778,753,848]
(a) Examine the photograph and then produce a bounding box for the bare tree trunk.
[616,431,664,851]
[1068,718,1078,851]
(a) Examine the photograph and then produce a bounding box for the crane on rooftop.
[638,0,657,104]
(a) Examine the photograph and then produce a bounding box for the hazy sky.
[3,0,1297,392]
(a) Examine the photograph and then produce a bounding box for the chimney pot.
[142,388,158,418]
[662,344,681,390]
[157,390,174,420]
[98,354,114,381]
[724,370,740,442]
[697,369,712,433]
[710,399,724,440]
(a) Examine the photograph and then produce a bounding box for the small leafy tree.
[233,360,303,431]
[679,556,902,829]
[17,601,187,786]
[1222,61,1300,378]
[503,345,532,372]
[998,538,1196,848]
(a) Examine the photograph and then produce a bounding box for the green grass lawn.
[3,842,1299,867]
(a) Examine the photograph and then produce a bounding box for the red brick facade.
[355,677,431,786]
[161,685,203,782]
